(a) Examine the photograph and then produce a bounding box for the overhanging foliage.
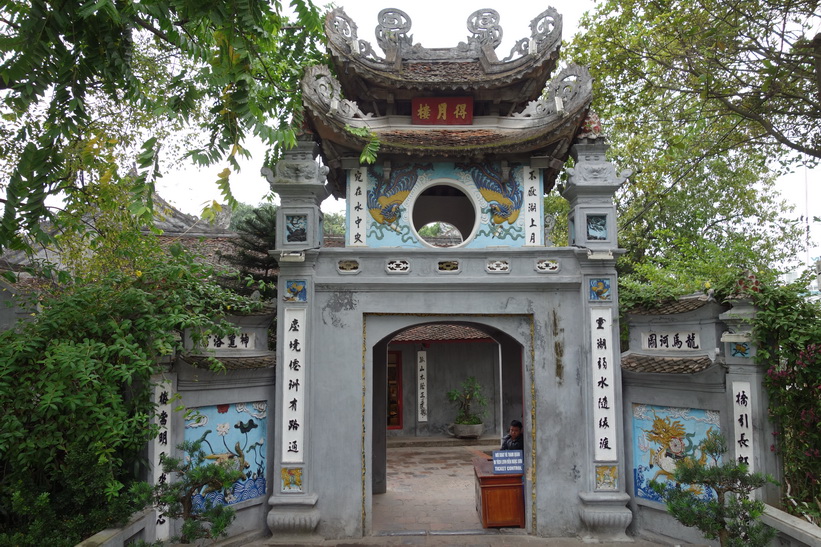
[0,0,325,253]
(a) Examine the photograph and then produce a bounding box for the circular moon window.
[411,184,476,248]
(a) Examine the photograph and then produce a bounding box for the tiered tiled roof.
[303,7,593,198]
[325,8,563,99]
[181,355,276,370]
[628,296,712,316]
[621,354,714,375]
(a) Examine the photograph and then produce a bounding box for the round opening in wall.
[411,185,476,248]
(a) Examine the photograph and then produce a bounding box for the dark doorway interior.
[372,322,524,531]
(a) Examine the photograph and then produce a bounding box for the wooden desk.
[472,457,525,528]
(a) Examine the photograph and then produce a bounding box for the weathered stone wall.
[276,246,616,539]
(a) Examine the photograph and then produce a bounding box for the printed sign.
[492,450,524,474]
[591,307,617,461]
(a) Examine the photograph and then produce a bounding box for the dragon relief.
[643,413,711,493]
[367,163,434,231]
[457,163,523,236]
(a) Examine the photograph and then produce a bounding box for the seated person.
[500,419,523,450]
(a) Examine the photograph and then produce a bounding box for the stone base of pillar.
[578,491,633,542]
[266,493,321,544]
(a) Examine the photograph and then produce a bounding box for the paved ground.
[241,441,699,546]
[373,444,490,533]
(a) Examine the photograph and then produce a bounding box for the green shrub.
[132,438,244,544]
[651,431,776,547]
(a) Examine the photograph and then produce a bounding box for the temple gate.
[263,6,632,542]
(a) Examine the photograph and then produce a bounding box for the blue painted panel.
[631,404,719,502]
[185,401,268,508]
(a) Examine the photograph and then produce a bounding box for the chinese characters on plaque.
[524,164,541,246]
[282,308,306,464]
[152,378,172,538]
[591,307,617,461]
[417,351,428,422]
[732,381,754,470]
[411,97,474,125]
[204,331,254,350]
[348,167,368,246]
[642,331,701,351]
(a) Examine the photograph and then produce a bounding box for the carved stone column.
[262,134,328,542]
[565,133,634,541]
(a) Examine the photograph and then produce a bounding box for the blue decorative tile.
[283,280,307,302]
[589,278,611,301]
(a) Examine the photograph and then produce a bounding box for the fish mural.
[185,401,268,509]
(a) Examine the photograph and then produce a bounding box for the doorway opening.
[371,321,524,534]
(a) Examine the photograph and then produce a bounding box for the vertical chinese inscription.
[732,381,754,470]
[524,164,541,246]
[417,351,428,422]
[152,378,172,539]
[282,308,306,463]
[591,307,617,461]
[348,168,368,247]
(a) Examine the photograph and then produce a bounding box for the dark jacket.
[500,434,523,451]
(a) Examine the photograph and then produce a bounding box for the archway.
[370,320,525,532]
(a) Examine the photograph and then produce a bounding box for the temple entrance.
[370,321,524,533]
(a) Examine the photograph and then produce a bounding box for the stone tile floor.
[241,440,701,546]
[373,445,491,533]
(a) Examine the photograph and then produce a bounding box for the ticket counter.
[472,456,525,528]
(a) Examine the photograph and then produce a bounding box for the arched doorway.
[370,320,525,532]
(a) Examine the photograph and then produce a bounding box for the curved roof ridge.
[325,7,563,97]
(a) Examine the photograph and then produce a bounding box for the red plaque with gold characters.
[411,97,474,125]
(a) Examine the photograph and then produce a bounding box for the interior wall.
[372,339,388,495]
[385,338,517,438]
[501,338,524,428]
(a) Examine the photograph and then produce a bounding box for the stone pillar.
[562,136,629,254]
[719,298,780,502]
[261,135,328,542]
[563,136,633,541]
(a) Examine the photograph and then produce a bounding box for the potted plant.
[446,376,488,438]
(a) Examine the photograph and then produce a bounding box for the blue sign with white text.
[492,450,523,474]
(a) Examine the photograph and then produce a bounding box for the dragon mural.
[367,163,434,228]
[633,404,719,502]
[456,163,523,228]
[642,413,709,484]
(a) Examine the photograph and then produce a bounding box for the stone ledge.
[763,505,821,547]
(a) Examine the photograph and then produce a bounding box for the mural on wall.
[281,467,303,493]
[586,214,607,241]
[359,161,532,248]
[458,162,524,240]
[185,401,268,509]
[632,404,719,503]
[367,162,434,242]
[730,341,751,358]
[596,464,618,490]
